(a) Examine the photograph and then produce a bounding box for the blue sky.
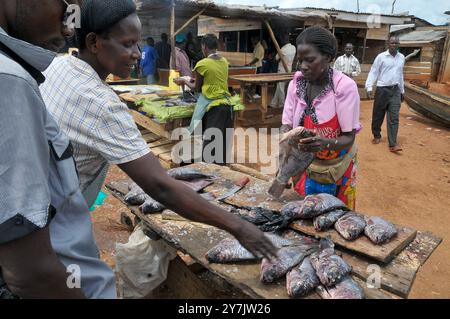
[217,0,449,25]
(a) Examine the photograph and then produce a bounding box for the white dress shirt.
[276,43,296,73]
[333,54,361,77]
[365,50,405,93]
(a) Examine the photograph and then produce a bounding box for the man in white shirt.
[246,37,265,99]
[269,33,296,108]
[365,36,405,153]
[334,43,361,78]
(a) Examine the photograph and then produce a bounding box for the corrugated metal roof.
[398,30,447,43]
[390,24,415,33]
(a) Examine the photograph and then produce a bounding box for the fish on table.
[268,127,315,198]
[231,206,292,232]
[286,257,320,298]
[280,193,347,220]
[309,237,352,287]
[139,195,165,214]
[167,167,215,181]
[205,233,295,263]
[364,216,398,244]
[316,276,365,299]
[334,212,367,240]
[313,209,347,231]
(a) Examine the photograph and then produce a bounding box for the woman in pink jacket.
[281,26,361,210]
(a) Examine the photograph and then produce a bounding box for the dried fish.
[286,257,320,297]
[167,167,215,181]
[313,209,346,231]
[334,212,367,240]
[316,276,364,299]
[364,216,397,245]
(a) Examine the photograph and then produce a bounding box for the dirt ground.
[92,99,450,299]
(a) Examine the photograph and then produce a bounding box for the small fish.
[286,257,320,298]
[179,179,213,192]
[364,216,398,244]
[124,183,147,205]
[261,244,317,283]
[205,233,294,263]
[316,276,364,299]
[335,212,367,240]
[199,192,216,201]
[139,195,165,214]
[268,127,316,198]
[167,167,215,181]
[313,209,346,231]
[302,194,347,218]
[310,237,352,287]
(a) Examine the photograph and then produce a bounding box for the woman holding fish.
[279,26,361,209]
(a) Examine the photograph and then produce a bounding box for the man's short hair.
[201,34,218,50]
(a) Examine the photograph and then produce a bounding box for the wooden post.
[237,31,240,52]
[170,0,176,70]
[263,20,289,72]
[174,6,208,37]
[362,29,368,63]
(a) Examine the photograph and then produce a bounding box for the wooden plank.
[290,220,416,264]
[229,73,295,84]
[229,164,271,181]
[130,109,171,139]
[152,144,174,157]
[141,132,161,143]
[148,139,173,149]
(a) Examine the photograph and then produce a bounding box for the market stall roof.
[398,29,448,44]
[136,0,331,24]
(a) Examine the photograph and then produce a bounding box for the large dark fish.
[139,195,165,214]
[234,206,292,232]
[268,127,315,198]
[286,257,320,298]
[313,209,346,231]
[260,243,317,283]
[364,216,397,244]
[302,193,347,218]
[310,237,352,287]
[167,167,215,181]
[124,183,147,205]
[334,212,367,240]
[316,276,365,299]
[206,233,294,263]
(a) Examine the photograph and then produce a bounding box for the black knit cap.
[76,0,137,49]
[296,26,337,59]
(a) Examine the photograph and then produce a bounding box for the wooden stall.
[107,163,442,299]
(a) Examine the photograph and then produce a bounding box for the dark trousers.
[371,86,401,147]
[202,105,234,165]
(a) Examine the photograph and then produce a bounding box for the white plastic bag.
[115,224,177,299]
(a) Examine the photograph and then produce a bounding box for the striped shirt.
[40,56,150,191]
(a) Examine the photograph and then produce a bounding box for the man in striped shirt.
[333,43,361,79]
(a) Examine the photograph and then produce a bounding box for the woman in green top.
[175,34,234,165]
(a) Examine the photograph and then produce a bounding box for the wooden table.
[106,163,441,299]
[107,78,140,85]
[229,73,295,120]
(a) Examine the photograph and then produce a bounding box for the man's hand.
[232,222,278,260]
[366,90,373,100]
[173,77,185,86]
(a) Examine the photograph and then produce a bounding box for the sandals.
[389,145,403,153]
[372,138,381,144]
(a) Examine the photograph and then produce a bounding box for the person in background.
[141,37,158,84]
[246,36,265,99]
[333,43,361,79]
[155,32,171,69]
[365,36,405,153]
[170,33,192,77]
[269,33,296,108]
[40,0,278,284]
[174,34,237,165]
[281,26,361,210]
[185,32,203,68]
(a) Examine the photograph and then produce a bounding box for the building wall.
[138,13,198,46]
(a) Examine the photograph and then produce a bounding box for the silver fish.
[286,257,320,298]
[139,195,165,214]
[335,212,367,240]
[268,127,315,198]
[205,233,294,263]
[167,167,215,181]
[261,243,317,283]
[316,276,364,299]
[310,237,352,287]
[364,216,397,244]
[302,194,347,218]
[124,183,147,205]
[179,179,213,192]
[313,209,347,231]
